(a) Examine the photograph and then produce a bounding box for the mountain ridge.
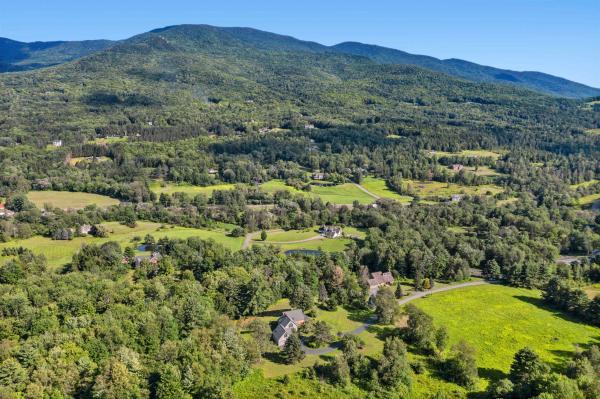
[1,24,597,98]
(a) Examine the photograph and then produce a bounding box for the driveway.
[301,280,488,355]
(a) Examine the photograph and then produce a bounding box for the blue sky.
[1,0,598,87]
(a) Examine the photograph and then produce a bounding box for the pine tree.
[282,333,305,364]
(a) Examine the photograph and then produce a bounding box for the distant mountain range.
[1,24,598,98]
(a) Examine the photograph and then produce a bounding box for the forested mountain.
[1,24,597,148]
[1,24,598,99]
[0,37,114,72]
[331,41,600,98]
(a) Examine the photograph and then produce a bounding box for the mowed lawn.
[361,177,412,202]
[261,180,374,205]
[310,183,374,204]
[414,285,599,384]
[27,191,120,209]
[402,180,504,198]
[0,221,244,269]
[150,181,237,196]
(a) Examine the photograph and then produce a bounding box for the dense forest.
[0,24,599,399]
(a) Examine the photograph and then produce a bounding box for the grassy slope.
[361,177,412,202]
[414,285,599,386]
[150,181,236,196]
[403,180,504,198]
[0,221,243,269]
[27,191,120,209]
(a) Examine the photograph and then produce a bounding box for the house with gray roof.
[367,271,394,296]
[272,309,308,348]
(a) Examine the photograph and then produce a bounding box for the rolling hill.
[0,37,114,72]
[1,24,598,99]
[0,24,595,146]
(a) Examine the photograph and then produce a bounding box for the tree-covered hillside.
[0,37,114,72]
[0,24,598,148]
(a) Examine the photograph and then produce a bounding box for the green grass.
[27,191,120,209]
[570,179,599,189]
[67,156,111,166]
[446,226,468,234]
[259,180,306,196]
[150,181,237,196]
[260,180,374,205]
[361,177,413,202]
[402,180,504,199]
[89,136,128,145]
[310,183,374,205]
[576,193,600,207]
[585,128,600,136]
[426,149,503,159]
[0,221,244,269]
[259,228,320,243]
[413,285,599,387]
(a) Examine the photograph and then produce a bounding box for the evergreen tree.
[282,333,305,364]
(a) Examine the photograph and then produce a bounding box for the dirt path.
[302,280,488,355]
[353,183,380,200]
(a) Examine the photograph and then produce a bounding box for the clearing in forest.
[27,191,120,209]
[414,285,599,387]
[0,221,243,269]
[150,181,237,196]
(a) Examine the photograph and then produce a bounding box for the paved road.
[302,280,488,355]
[353,183,380,200]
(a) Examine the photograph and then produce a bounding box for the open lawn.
[413,285,599,387]
[0,221,244,269]
[27,191,120,209]
[458,166,504,177]
[402,180,504,199]
[361,177,413,202]
[150,181,237,196]
[576,193,600,207]
[67,156,111,166]
[89,136,128,145]
[260,180,375,205]
[311,183,374,205]
[426,149,503,160]
[585,129,600,136]
[258,228,319,243]
[570,179,599,189]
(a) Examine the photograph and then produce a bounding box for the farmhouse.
[272,309,308,348]
[79,224,93,235]
[367,271,394,296]
[312,171,325,180]
[320,225,342,238]
[134,252,163,267]
[52,140,63,147]
[452,164,464,172]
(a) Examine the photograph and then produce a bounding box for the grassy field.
[360,177,413,202]
[570,179,599,189]
[0,221,244,269]
[585,128,600,136]
[402,180,504,198]
[426,149,503,160]
[27,191,120,209]
[67,156,111,166]
[150,181,237,196]
[260,180,375,205]
[89,136,128,145]
[576,193,600,207]
[310,183,374,205]
[258,228,320,243]
[455,166,504,177]
[414,285,599,387]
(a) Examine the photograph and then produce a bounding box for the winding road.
[302,280,488,355]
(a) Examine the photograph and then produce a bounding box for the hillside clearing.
[27,191,120,209]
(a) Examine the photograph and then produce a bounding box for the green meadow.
[426,149,503,160]
[0,221,243,269]
[150,181,237,196]
[402,180,504,198]
[27,191,120,209]
[360,177,413,202]
[414,285,599,387]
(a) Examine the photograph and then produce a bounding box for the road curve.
[302,280,488,355]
